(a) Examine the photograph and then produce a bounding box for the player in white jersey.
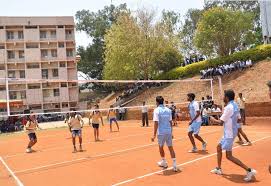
[210,90,257,182]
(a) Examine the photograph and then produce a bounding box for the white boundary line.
[112,135,271,186]
[13,130,220,174]
[0,156,24,186]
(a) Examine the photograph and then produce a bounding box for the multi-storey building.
[0,17,79,115]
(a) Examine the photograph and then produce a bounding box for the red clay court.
[0,118,271,186]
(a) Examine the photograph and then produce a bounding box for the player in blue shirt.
[151,96,178,172]
[187,93,207,153]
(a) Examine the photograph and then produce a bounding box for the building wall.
[0,16,79,114]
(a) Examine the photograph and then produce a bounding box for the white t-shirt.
[188,101,202,122]
[202,108,210,116]
[212,107,221,112]
[237,97,245,109]
[220,103,239,139]
[142,106,148,113]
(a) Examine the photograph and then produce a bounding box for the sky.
[0,0,204,47]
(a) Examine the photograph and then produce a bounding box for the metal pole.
[210,79,214,100]
[3,42,10,116]
[218,76,224,110]
[5,78,10,116]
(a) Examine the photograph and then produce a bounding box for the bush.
[158,44,271,80]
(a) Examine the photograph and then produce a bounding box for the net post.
[218,76,224,110]
[5,78,10,116]
[210,79,214,100]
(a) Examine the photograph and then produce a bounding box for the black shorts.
[172,112,176,119]
[92,123,99,129]
[28,133,37,140]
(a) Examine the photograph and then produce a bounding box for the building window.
[43,90,50,97]
[9,92,17,100]
[19,51,24,59]
[0,86,5,91]
[51,49,57,58]
[62,103,68,108]
[28,84,40,89]
[59,62,66,67]
[18,31,24,39]
[0,45,5,49]
[8,71,16,78]
[52,69,58,77]
[7,31,14,40]
[66,49,74,57]
[58,25,64,28]
[19,70,25,78]
[26,43,39,48]
[40,31,47,39]
[61,82,67,87]
[41,50,48,58]
[58,42,64,48]
[53,89,60,96]
[42,69,49,79]
[7,51,15,59]
[27,63,39,69]
[20,91,26,99]
[0,65,5,70]
[51,30,56,38]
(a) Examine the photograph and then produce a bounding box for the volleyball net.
[0,78,221,122]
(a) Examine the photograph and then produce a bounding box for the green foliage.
[75,4,129,79]
[103,9,182,80]
[194,7,254,56]
[159,44,271,80]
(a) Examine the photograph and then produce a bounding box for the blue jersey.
[153,105,172,135]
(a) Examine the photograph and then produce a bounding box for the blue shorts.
[237,123,241,129]
[72,129,82,137]
[220,138,235,151]
[188,122,202,134]
[158,134,173,147]
[28,133,37,141]
[109,118,117,125]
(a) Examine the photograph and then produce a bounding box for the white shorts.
[188,122,202,134]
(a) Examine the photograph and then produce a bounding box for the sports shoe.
[237,140,244,144]
[157,160,168,168]
[244,169,257,182]
[26,148,32,153]
[188,147,198,153]
[210,167,222,175]
[202,142,207,151]
[242,142,252,146]
[173,165,179,172]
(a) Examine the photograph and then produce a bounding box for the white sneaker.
[157,160,168,168]
[26,148,32,153]
[188,147,198,153]
[244,169,257,182]
[210,168,222,175]
[202,142,207,151]
[242,142,252,146]
[173,165,179,172]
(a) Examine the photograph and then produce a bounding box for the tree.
[103,9,182,80]
[75,4,129,79]
[180,9,203,54]
[194,7,254,56]
[204,0,261,46]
